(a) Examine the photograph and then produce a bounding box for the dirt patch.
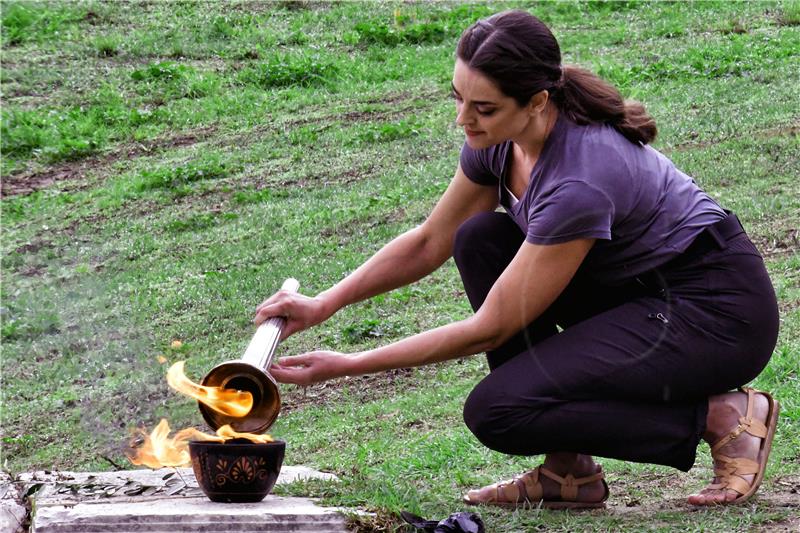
[18,264,48,277]
[319,206,409,241]
[665,122,799,154]
[598,472,800,529]
[59,212,110,237]
[278,164,376,189]
[1,126,217,198]
[99,125,218,170]
[280,367,418,414]
[277,89,439,130]
[752,228,800,260]
[778,298,800,317]
[1,165,88,197]
[207,90,440,154]
[14,238,53,255]
[361,91,420,107]
[284,108,412,130]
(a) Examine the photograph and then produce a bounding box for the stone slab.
[32,495,349,532]
[19,466,352,533]
[19,465,337,499]
[1,473,26,533]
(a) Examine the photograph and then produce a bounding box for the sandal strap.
[711,388,769,454]
[493,468,542,504]
[714,455,760,477]
[518,468,543,502]
[495,478,521,504]
[710,454,761,497]
[539,465,605,501]
[466,465,607,506]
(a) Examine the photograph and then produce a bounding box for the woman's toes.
[687,490,714,505]
[693,491,713,505]
[688,488,740,505]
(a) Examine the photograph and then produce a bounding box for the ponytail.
[458,10,658,146]
[552,65,657,145]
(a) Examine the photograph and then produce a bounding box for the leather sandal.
[698,387,780,505]
[463,465,609,509]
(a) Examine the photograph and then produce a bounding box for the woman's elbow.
[464,315,507,353]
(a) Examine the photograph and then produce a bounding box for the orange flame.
[166,361,253,418]
[215,425,275,443]
[127,419,274,468]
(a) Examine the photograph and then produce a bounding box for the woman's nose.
[455,105,472,127]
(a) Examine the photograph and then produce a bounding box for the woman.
[255,10,780,508]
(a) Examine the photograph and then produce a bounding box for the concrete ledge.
[32,495,348,532]
[12,466,353,533]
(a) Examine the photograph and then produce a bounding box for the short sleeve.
[526,180,615,244]
[459,143,501,186]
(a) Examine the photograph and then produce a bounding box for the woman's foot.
[463,453,608,508]
[540,453,608,503]
[688,388,778,505]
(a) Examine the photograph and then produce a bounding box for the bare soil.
[1,126,217,197]
[665,121,799,154]
[280,367,418,415]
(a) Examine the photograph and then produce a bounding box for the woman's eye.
[450,91,462,102]
[477,108,496,116]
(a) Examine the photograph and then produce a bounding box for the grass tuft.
[351,4,495,47]
[135,158,233,192]
[93,34,121,57]
[353,20,448,46]
[233,188,272,205]
[163,212,239,234]
[131,62,193,83]
[349,119,422,145]
[1,106,106,163]
[1,1,86,46]
[236,53,338,88]
[778,1,800,26]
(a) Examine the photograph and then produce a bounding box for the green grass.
[2,1,799,531]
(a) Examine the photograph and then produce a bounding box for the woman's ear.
[527,89,550,115]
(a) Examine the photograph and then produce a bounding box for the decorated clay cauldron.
[189,439,285,503]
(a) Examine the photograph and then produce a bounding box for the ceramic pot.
[189,439,285,503]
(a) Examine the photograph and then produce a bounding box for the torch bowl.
[189,439,285,503]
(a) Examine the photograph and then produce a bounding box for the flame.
[216,425,275,443]
[126,357,274,469]
[166,361,253,418]
[127,419,274,468]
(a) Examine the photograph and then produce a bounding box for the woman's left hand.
[270,351,353,386]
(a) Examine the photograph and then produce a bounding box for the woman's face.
[451,59,532,149]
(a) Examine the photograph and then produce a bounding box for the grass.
[1,1,799,531]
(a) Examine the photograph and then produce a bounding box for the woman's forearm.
[316,226,448,319]
[343,315,493,376]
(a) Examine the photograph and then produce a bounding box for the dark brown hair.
[457,10,657,145]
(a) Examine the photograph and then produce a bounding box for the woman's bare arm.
[271,237,595,385]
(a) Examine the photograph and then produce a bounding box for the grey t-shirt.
[460,115,726,285]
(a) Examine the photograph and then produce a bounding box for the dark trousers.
[454,212,778,471]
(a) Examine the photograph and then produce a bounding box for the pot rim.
[188,439,285,447]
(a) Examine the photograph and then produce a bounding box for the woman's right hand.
[254,290,331,340]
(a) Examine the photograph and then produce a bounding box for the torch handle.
[241,278,300,372]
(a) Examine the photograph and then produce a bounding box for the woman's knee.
[463,377,546,454]
[452,211,520,268]
[463,382,500,448]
